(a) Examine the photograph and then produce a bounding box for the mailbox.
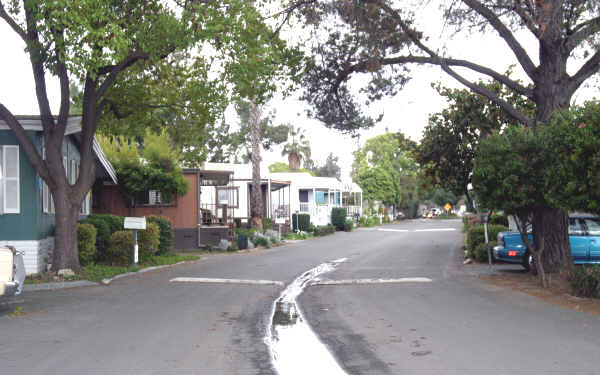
[124,217,146,230]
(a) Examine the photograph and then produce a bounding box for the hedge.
[106,223,160,265]
[262,218,273,230]
[489,213,509,227]
[331,207,347,231]
[570,265,600,298]
[81,216,111,261]
[466,224,508,260]
[292,213,311,232]
[147,216,173,255]
[77,223,97,266]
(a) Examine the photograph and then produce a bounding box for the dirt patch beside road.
[485,270,600,316]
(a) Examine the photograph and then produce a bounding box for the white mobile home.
[269,172,363,226]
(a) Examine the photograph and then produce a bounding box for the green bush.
[472,241,497,262]
[262,218,273,230]
[254,236,269,247]
[87,214,124,234]
[77,223,97,266]
[147,216,173,255]
[359,216,369,226]
[237,232,248,250]
[314,224,336,237]
[81,216,111,261]
[570,265,600,298]
[367,216,379,226]
[138,222,160,260]
[107,230,133,265]
[343,219,354,232]
[382,215,391,224]
[234,218,242,228]
[331,207,347,231]
[489,213,509,227]
[466,225,507,259]
[293,213,311,232]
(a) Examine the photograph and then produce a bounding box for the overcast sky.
[1,2,597,184]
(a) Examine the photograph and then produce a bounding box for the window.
[315,191,326,204]
[135,190,172,206]
[216,187,238,207]
[0,145,20,214]
[568,218,585,236]
[583,218,600,236]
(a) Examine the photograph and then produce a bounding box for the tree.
[294,1,600,276]
[353,133,418,209]
[206,101,288,163]
[312,153,342,180]
[0,0,301,272]
[416,80,533,211]
[99,131,189,207]
[431,188,459,209]
[281,124,311,171]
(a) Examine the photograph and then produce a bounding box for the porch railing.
[345,205,361,217]
[200,203,233,226]
[272,205,290,220]
[299,202,310,213]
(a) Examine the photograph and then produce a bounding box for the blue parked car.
[493,214,600,270]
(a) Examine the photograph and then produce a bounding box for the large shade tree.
[0,0,300,272]
[292,0,600,276]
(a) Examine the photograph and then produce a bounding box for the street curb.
[23,280,99,291]
[101,260,195,285]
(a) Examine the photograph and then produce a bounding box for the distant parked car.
[494,214,600,270]
[0,246,25,298]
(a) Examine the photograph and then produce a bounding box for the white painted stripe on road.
[170,277,284,286]
[414,228,456,232]
[313,277,433,285]
[377,229,409,232]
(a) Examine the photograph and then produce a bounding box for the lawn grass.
[26,253,200,284]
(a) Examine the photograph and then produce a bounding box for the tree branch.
[96,51,149,99]
[0,1,27,41]
[567,50,600,96]
[513,1,541,38]
[382,55,534,99]
[566,16,600,52]
[24,2,54,129]
[461,0,537,80]
[0,104,50,181]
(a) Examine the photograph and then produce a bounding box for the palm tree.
[281,125,311,171]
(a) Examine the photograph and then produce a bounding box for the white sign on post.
[124,217,147,230]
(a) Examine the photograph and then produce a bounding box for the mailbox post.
[124,217,147,267]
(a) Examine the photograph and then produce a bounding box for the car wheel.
[522,251,533,272]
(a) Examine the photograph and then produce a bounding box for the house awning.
[270,180,291,192]
[184,169,233,186]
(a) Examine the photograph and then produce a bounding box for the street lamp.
[475,201,493,271]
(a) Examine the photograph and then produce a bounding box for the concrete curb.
[101,260,192,285]
[23,280,99,291]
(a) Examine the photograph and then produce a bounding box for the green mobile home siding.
[0,130,39,240]
[0,130,81,241]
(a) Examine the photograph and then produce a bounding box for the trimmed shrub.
[292,213,311,232]
[107,230,133,265]
[138,222,160,260]
[466,225,507,259]
[88,214,124,234]
[331,207,347,231]
[77,223,97,266]
[489,213,509,227]
[343,219,354,232]
[147,216,173,255]
[570,265,600,298]
[472,241,497,262]
[262,218,273,230]
[314,224,336,237]
[81,216,111,261]
[254,236,269,247]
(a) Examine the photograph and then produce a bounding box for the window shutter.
[3,145,20,213]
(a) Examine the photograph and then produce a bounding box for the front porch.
[297,188,362,226]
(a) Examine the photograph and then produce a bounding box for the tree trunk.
[249,98,263,231]
[288,153,300,171]
[52,189,82,273]
[532,207,572,276]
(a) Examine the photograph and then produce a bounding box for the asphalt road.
[1,219,599,374]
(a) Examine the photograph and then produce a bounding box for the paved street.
[2,219,600,374]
